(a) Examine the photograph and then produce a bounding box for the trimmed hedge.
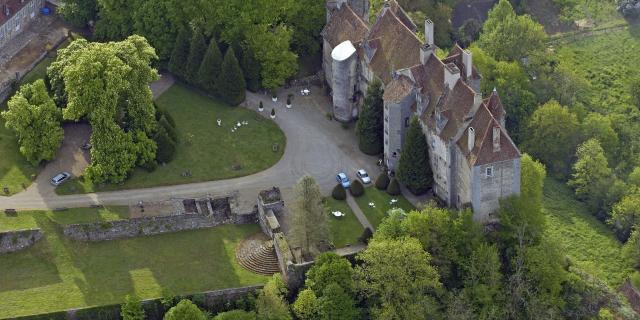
[349,180,365,197]
[387,178,401,196]
[375,172,390,190]
[358,227,373,244]
[332,184,347,200]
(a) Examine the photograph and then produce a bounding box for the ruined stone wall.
[0,229,43,254]
[63,212,256,242]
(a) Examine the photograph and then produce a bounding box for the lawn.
[57,84,286,194]
[354,187,415,228]
[0,210,267,318]
[554,26,640,112]
[542,178,633,287]
[323,197,363,248]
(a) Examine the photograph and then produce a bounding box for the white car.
[356,169,371,184]
[51,172,71,186]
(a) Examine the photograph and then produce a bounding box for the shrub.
[159,115,177,143]
[387,178,401,196]
[375,172,390,190]
[350,180,365,197]
[154,126,177,164]
[155,104,176,127]
[286,97,292,106]
[359,227,373,244]
[259,101,264,110]
[271,108,276,117]
[332,183,346,200]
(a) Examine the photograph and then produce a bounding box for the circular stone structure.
[236,233,280,276]
[331,40,357,122]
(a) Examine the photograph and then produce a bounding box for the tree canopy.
[356,79,384,155]
[397,116,433,195]
[288,176,329,258]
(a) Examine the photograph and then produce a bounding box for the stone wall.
[63,212,256,242]
[0,229,43,254]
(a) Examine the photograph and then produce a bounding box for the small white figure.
[217,119,222,126]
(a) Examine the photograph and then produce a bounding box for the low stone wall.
[0,229,43,254]
[63,212,256,242]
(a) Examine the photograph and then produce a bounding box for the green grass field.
[555,26,640,112]
[354,187,415,228]
[543,178,633,287]
[57,84,286,194]
[323,197,363,248]
[0,210,266,318]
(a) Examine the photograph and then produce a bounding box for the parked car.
[356,169,371,184]
[50,172,71,186]
[336,172,351,188]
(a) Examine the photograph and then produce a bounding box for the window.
[485,166,494,178]
[404,117,409,127]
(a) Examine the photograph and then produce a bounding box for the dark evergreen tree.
[349,180,365,197]
[332,184,346,200]
[375,172,390,190]
[159,115,177,143]
[168,28,191,80]
[154,125,176,164]
[185,29,207,84]
[397,116,433,195]
[197,37,223,95]
[386,178,401,196]
[240,44,262,92]
[217,48,246,106]
[356,80,384,155]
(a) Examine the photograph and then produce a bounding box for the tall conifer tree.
[217,47,246,106]
[185,29,207,84]
[168,27,191,79]
[197,37,223,95]
[397,116,432,195]
[356,80,384,155]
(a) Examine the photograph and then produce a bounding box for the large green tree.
[479,0,546,62]
[168,28,192,80]
[304,252,355,296]
[2,80,63,165]
[317,283,359,320]
[185,30,207,84]
[610,191,640,241]
[287,0,325,55]
[524,100,580,178]
[356,79,384,155]
[292,289,319,320]
[94,0,135,40]
[462,243,505,319]
[288,176,329,258]
[581,113,619,163]
[256,275,292,320]
[58,0,97,27]
[198,38,223,95]
[397,116,432,195]
[356,237,442,319]
[246,24,298,90]
[217,48,247,106]
[164,299,207,320]
[569,138,614,213]
[132,0,178,62]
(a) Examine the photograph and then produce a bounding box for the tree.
[198,38,223,95]
[217,47,247,106]
[2,80,63,165]
[288,176,329,257]
[356,237,442,319]
[121,295,145,320]
[375,172,390,190]
[239,43,262,92]
[304,253,355,296]
[356,80,384,155]
[623,226,640,268]
[185,29,207,84]
[524,100,580,177]
[317,283,359,320]
[630,77,640,108]
[292,289,319,320]
[569,139,614,212]
[581,113,618,163]
[331,184,346,201]
[610,191,640,241]
[462,243,505,319]
[256,275,292,320]
[246,24,298,90]
[169,28,192,80]
[349,180,365,197]
[164,299,207,320]
[132,0,178,62]
[478,0,546,62]
[93,0,135,40]
[214,310,257,320]
[287,0,325,56]
[154,125,177,164]
[397,116,432,194]
[386,178,401,196]
[59,0,97,27]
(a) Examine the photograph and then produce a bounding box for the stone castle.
[322,0,521,221]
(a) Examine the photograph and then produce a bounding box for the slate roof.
[442,44,482,83]
[484,88,506,120]
[388,0,418,32]
[321,4,369,48]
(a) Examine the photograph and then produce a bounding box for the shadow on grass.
[0,236,62,292]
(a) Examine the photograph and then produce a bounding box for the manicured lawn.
[0,101,38,196]
[323,197,363,248]
[57,84,286,194]
[45,206,130,225]
[0,210,267,318]
[354,187,415,228]
[543,178,633,287]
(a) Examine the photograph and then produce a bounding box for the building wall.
[0,0,44,48]
[471,158,521,222]
[425,129,451,204]
[331,46,357,122]
[452,145,472,208]
[323,39,334,89]
[384,91,414,171]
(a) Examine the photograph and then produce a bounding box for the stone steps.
[236,237,280,276]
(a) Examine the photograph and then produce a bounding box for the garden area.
[354,187,415,228]
[0,209,267,318]
[323,197,363,248]
[57,84,286,194]
[542,178,633,287]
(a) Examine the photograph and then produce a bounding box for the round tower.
[331,40,357,122]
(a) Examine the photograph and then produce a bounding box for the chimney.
[424,19,434,46]
[462,49,473,79]
[420,43,434,65]
[444,63,460,89]
[493,126,501,152]
[468,127,475,152]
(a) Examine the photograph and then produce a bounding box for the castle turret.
[331,40,358,122]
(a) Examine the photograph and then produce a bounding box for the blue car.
[336,172,351,188]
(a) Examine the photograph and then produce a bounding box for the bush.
[154,126,177,164]
[359,227,373,244]
[375,172,390,190]
[332,183,346,200]
[387,178,401,196]
[155,104,176,127]
[350,180,365,197]
[159,115,178,143]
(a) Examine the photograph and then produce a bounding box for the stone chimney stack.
[420,43,434,65]
[462,49,473,79]
[444,63,460,89]
[425,19,434,46]
[493,126,501,152]
[468,127,475,152]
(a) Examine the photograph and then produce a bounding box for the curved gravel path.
[0,82,380,212]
